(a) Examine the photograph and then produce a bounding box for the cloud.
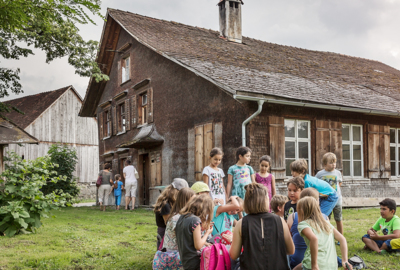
[1,0,400,100]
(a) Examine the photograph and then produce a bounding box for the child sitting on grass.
[284,177,304,221]
[212,196,244,236]
[362,198,400,254]
[270,195,288,218]
[109,174,124,210]
[294,197,351,270]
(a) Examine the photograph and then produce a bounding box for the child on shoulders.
[270,195,288,218]
[176,194,214,270]
[227,146,255,201]
[362,198,400,254]
[202,147,227,204]
[294,197,351,270]
[290,159,338,217]
[284,177,304,221]
[230,183,294,269]
[316,152,344,235]
[212,196,244,236]
[255,155,276,211]
[109,174,124,210]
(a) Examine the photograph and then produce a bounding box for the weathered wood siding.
[6,89,99,183]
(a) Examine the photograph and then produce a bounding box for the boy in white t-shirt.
[123,159,139,210]
[315,152,343,236]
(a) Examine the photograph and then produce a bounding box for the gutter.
[234,96,264,146]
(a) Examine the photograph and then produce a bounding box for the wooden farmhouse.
[79,3,400,206]
[4,86,99,198]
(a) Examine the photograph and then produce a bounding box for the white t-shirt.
[202,166,226,204]
[123,165,137,184]
[315,169,342,199]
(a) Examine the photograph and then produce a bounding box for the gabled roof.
[0,117,38,145]
[80,8,400,117]
[4,86,78,129]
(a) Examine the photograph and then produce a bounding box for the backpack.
[200,243,231,270]
[348,255,367,269]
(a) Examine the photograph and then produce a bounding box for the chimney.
[218,0,243,43]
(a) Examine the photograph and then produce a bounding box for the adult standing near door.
[98,163,113,211]
[124,159,139,210]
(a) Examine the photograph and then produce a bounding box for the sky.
[2,0,400,101]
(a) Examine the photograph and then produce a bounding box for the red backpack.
[200,243,231,270]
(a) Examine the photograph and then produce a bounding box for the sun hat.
[191,181,211,194]
[171,178,189,190]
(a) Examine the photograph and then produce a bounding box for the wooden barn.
[79,3,400,206]
[4,86,99,198]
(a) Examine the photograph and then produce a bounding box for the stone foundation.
[77,183,97,200]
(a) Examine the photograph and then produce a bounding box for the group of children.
[152,146,399,270]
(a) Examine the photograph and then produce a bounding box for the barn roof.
[80,8,400,117]
[0,117,38,145]
[4,86,76,129]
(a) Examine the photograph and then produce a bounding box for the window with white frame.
[284,119,311,176]
[342,124,363,177]
[121,56,130,83]
[390,128,400,177]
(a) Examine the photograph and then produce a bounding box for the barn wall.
[5,89,99,184]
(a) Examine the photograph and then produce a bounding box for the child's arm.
[281,217,295,255]
[226,174,233,197]
[216,196,240,216]
[301,227,319,270]
[202,174,209,185]
[193,222,213,250]
[229,219,242,260]
[370,229,400,241]
[271,174,276,197]
[333,228,351,269]
[251,173,256,183]
[109,185,114,194]
[287,213,294,230]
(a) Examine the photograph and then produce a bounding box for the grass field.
[0,207,399,269]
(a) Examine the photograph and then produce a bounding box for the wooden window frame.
[284,119,311,177]
[138,92,148,126]
[117,102,126,134]
[342,124,363,178]
[121,56,130,84]
[390,128,399,177]
[104,110,111,138]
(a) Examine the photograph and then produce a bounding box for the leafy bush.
[41,144,80,200]
[0,152,72,237]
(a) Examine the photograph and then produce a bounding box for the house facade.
[80,2,400,206]
[4,86,99,199]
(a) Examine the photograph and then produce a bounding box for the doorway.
[138,153,150,205]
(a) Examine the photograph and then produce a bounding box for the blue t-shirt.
[304,174,336,196]
[212,205,235,236]
[113,181,123,196]
[227,164,254,200]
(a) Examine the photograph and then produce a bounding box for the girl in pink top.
[255,155,276,210]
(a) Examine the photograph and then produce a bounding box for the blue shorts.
[319,192,339,217]
[115,195,121,206]
[362,234,393,251]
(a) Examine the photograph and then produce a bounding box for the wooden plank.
[330,121,343,171]
[368,124,380,178]
[112,106,117,135]
[156,152,162,186]
[268,116,285,179]
[203,123,213,167]
[99,111,103,139]
[380,125,390,178]
[131,95,137,128]
[0,145,4,174]
[125,99,130,131]
[150,152,157,187]
[195,125,204,181]
[148,88,154,123]
[315,120,330,172]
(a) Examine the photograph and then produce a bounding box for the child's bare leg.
[292,263,302,270]
[381,242,389,251]
[362,237,380,252]
[336,220,343,235]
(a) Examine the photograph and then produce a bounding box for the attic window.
[121,57,130,83]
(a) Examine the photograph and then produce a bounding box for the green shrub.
[0,152,71,237]
[41,144,80,200]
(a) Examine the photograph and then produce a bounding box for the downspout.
[235,98,265,146]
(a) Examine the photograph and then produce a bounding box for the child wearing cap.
[362,198,400,254]
[191,181,211,195]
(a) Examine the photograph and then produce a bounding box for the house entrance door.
[139,153,150,205]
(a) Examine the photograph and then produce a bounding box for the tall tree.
[0,0,108,116]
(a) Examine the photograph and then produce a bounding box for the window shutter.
[268,116,285,180]
[315,120,343,173]
[99,111,103,139]
[112,106,117,135]
[203,123,214,167]
[131,95,137,128]
[118,61,122,85]
[125,99,130,131]
[195,125,204,181]
[148,88,154,123]
[368,125,390,178]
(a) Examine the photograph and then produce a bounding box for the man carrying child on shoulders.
[362,198,400,254]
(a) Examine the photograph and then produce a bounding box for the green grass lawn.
[0,207,399,269]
